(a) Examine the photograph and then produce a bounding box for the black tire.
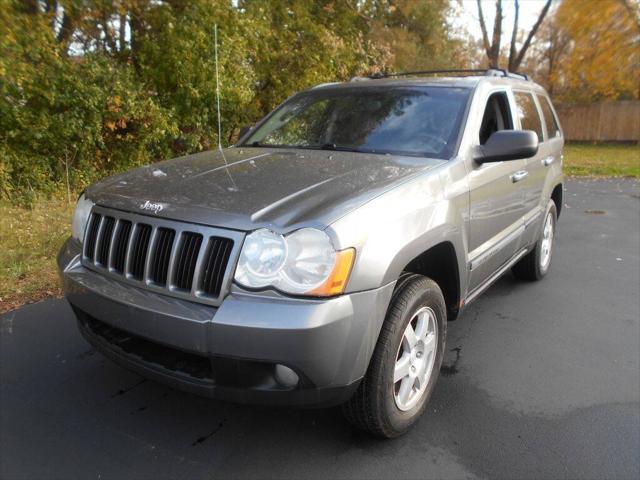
[512,200,558,281]
[342,274,447,438]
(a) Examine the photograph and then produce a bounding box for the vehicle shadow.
[1,273,530,479]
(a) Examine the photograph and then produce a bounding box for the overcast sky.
[453,0,551,43]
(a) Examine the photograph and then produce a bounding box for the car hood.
[86,147,444,232]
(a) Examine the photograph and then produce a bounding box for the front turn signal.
[306,248,355,297]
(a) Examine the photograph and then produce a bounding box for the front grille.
[82,206,241,306]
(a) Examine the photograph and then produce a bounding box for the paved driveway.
[1,179,639,479]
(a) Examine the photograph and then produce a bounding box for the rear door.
[537,93,564,186]
[467,89,527,292]
[512,90,547,245]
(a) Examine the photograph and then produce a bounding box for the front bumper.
[58,238,394,407]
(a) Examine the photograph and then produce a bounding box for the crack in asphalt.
[191,420,225,446]
[111,378,147,398]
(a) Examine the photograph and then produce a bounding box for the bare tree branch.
[619,0,640,31]
[21,0,40,14]
[476,0,492,60]
[344,0,372,26]
[512,0,552,71]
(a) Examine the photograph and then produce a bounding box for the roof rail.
[358,68,529,81]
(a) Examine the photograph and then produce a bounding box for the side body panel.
[519,91,565,246]
[460,84,527,293]
[327,159,469,299]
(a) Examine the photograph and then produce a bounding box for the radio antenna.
[213,25,237,190]
[214,24,223,151]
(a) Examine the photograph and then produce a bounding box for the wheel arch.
[551,183,563,218]
[400,241,462,321]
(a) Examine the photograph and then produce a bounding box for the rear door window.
[514,91,544,142]
[537,95,561,139]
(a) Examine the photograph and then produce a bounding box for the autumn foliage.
[1,0,470,203]
[0,0,637,203]
[525,0,639,103]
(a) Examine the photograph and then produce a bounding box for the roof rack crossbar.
[364,68,529,81]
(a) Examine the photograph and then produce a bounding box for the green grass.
[0,196,74,313]
[0,142,638,312]
[564,143,639,178]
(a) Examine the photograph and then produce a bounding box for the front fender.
[327,164,469,296]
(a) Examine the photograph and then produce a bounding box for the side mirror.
[475,130,538,163]
[238,125,253,140]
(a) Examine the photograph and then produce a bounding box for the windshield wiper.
[248,142,370,154]
[306,144,366,153]
[248,142,293,149]
[320,143,338,150]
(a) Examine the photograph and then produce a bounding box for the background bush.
[4,0,634,205]
[1,0,466,205]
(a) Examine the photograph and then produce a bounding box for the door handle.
[542,156,555,166]
[511,170,528,183]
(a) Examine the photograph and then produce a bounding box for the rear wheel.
[512,200,557,281]
[342,274,446,438]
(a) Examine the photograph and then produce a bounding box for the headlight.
[71,193,94,242]
[235,228,355,296]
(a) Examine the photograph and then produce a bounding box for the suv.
[58,69,564,438]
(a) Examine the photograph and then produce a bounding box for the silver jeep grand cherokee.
[58,69,564,438]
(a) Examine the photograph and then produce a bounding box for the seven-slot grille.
[82,207,238,306]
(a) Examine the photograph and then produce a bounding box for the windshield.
[242,86,469,159]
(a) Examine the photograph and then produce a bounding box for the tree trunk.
[476,0,502,68]
[489,0,503,68]
[508,0,520,71]
[119,10,127,53]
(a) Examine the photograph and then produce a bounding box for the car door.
[467,89,527,293]
[512,90,548,245]
[536,92,564,191]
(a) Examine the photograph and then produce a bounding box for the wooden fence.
[555,101,640,142]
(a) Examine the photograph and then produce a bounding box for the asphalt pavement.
[1,178,639,480]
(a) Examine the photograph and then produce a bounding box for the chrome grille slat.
[81,206,242,307]
[84,213,101,261]
[130,223,152,280]
[201,236,234,297]
[150,227,175,286]
[189,239,209,296]
[173,232,202,291]
[143,227,159,283]
[93,215,107,264]
[97,216,116,266]
[123,222,138,277]
[112,220,132,273]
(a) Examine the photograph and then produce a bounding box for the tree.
[553,0,640,101]
[476,0,552,71]
[523,0,639,102]
[0,0,466,203]
[351,0,470,72]
[521,12,571,96]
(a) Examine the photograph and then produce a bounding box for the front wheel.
[512,200,558,281]
[342,274,446,438]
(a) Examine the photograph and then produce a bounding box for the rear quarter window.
[538,95,562,139]
[514,91,544,142]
